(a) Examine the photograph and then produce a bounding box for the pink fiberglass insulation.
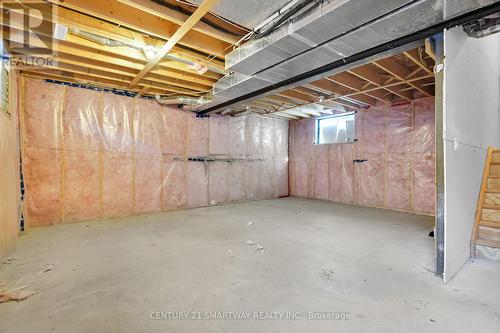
[135,154,162,214]
[102,93,134,153]
[24,80,65,150]
[274,120,289,197]
[413,98,436,214]
[244,162,260,201]
[102,152,134,217]
[209,115,229,156]
[208,161,229,205]
[186,162,208,208]
[162,158,187,210]
[64,150,101,222]
[134,99,163,155]
[22,79,289,225]
[290,98,435,215]
[328,145,342,202]
[188,116,208,156]
[162,108,188,156]
[246,116,262,159]
[228,161,246,202]
[229,117,246,158]
[259,160,275,199]
[24,148,62,226]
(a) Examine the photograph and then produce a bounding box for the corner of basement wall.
[0,62,22,261]
[442,27,500,283]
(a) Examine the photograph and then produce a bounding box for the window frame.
[314,112,356,145]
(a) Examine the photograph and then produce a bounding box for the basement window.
[315,112,356,144]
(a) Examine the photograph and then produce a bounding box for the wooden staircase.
[472,147,500,260]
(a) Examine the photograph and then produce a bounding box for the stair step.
[484,193,500,205]
[478,226,500,242]
[479,220,500,228]
[490,165,500,176]
[482,208,500,222]
[487,178,500,189]
[489,175,500,179]
[492,152,500,164]
[486,189,500,194]
[476,238,500,249]
[483,204,500,210]
[475,244,500,262]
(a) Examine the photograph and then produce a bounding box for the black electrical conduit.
[197,1,500,115]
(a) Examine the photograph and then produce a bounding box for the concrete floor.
[1,198,499,333]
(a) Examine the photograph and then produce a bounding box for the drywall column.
[443,27,500,282]
[434,33,445,278]
[0,60,21,260]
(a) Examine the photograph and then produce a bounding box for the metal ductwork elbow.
[155,95,212,111]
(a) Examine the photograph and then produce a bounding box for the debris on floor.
[247,221,254,226]
[38,264,55,274]
[321,267,335,281]
[0,289,37,303]
[0,277,37,304]
[246,240,255,246]
[3,257,16,264]
[256,245,264,254]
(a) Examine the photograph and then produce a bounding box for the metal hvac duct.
[197,0,499,113]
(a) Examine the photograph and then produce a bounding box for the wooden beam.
[273,112,300,120]
[18,65,200,96]
[138,86,150,96]
[265,73,433,116]
[277,90,316,104]
[425,38,436,61]
[373,58,434,97]
[1,26,215,93]
[348,66,385,86]
[323,77,377,106]
[282,109,311,118]
[1,16,222,84]
[50,6,226,72]
[266,95,300,107]
[130,0,220,87]
[117,0,240,44]
[403,48,433,74]
[327,72,389,103]
[46,0,228,58]
[17,59,205,95]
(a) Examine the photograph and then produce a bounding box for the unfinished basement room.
[1,0,500,332]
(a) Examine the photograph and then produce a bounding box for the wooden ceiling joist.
[46,0,229,58]
[2,0,435,119]
[373,58,434,97]
[19,69,179,96]
[21,60,206,95]
[277,90,316,104]
[403,48,433,74]
[50,6,226,72]
[117,0,241,44]
[130,0,220,87]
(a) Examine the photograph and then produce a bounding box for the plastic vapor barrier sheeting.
[290,98,435,215]
[22,79,289,226]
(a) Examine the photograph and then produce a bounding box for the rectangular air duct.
[205,0,499,112]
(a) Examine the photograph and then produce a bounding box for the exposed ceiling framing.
[1,0,435,121]
[2,0,249,96]
[230,48,436,120]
